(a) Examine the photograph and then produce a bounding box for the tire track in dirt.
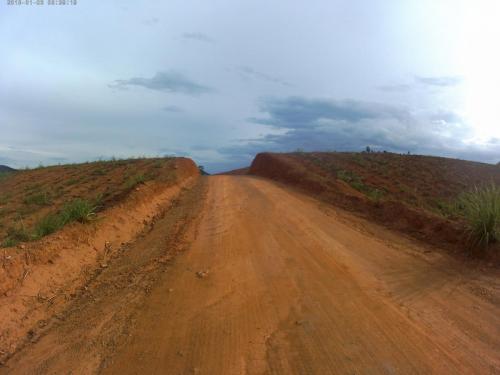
[103,176,500,374]
[0,179,208,374]
[4,175,500,374]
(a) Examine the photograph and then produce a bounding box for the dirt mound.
[0,157,192,247]
[249,152,499,255]
[0,157,199,360]
[220,167,250,175]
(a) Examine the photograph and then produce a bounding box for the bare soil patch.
[0,157,199,361]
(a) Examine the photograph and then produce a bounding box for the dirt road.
[3,176,500,374]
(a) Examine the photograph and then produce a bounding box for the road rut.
[4,176,500,374]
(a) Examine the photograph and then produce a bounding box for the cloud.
[162,105,183,112]
[109,71,212,95]
[236,66,291,86]
[181,32,214,43]
[429,110,462,124]
[378,76,463,92]
[489,137,500,145]
[415,75,462,87]
[249,97,410,129]
[376,83,412,92]
[142,17,160,26]
[219,96,499,166]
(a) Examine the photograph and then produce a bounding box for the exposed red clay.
[2,176,499,374]
[0,158,199,360]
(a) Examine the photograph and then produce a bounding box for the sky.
[1,0,499,173]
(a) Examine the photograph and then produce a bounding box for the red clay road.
[4,176,500,374]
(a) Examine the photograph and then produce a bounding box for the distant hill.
[0,165,16,173]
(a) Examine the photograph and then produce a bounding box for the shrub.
[337,169,357,183]
[33,199,97,240]
[34,214,63,238]
[60,199,97,224]
[337,169,382,200]
[458,184,500,249]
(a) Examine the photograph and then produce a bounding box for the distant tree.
[198,165,210,175]
[365,146,371,153]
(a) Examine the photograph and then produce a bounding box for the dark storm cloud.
[236,66,291,86]
[221,126,500,166]
[221,96,417,158]
[181,32,214,43]
[220,123,414,157]
[219,96,499,166]
[249,97,410,129]
[415,75,463,87]
[109,71,212,95]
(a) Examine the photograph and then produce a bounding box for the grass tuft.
[337,169,384,202]
[124,174,147,190]
[34,213,63,238]
[2,199,98,246]
[60,199,97,224]
[458,184,500,249]
[33,199,97,239]
[2,224,31,247]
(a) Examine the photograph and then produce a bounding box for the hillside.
[0,165,16,173]
[250,152,500,254]
[0,158,196,247]
[0,157,200,359]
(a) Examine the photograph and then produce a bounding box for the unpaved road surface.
[3,176,500,374]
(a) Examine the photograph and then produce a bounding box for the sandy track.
[3,176,500,374]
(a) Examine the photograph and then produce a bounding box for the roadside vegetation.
[124,173,148,190]
[34,199,98,238]
[458,184,500,249]
[336,169,385,203]
[0,157,178,247]
[330,152,500,249]
[2,199,98,247]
